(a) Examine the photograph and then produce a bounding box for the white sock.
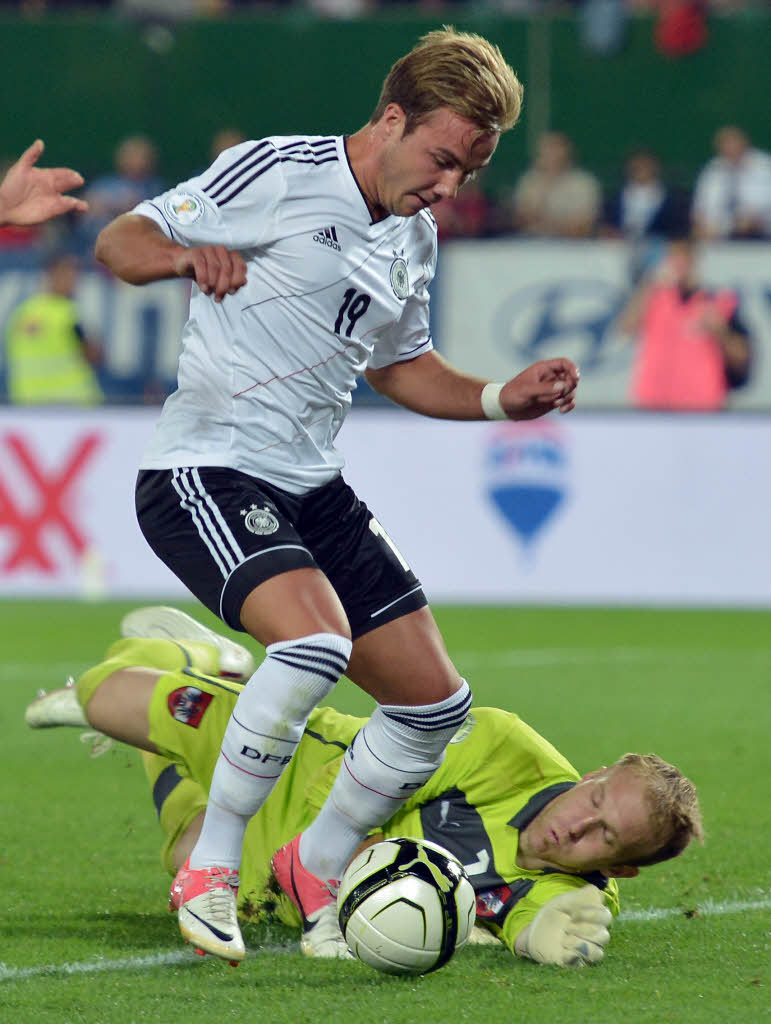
[189,632,351,871]
[299,680,472,881]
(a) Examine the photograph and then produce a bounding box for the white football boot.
[170,858,245,965]
[25,677,114,757]
[25,677,88,728]
[120,606,256,680]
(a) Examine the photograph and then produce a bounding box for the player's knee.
[75,659,124,717]
[265,632,353,698]
[76,638,188,719]
[414,667,468,706]
[441,673,470,704]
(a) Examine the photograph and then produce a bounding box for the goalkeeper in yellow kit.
[26,608,702,967]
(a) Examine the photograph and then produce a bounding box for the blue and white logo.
[491,280,628,373]
[484,422,570,550]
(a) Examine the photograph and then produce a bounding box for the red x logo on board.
[0,432,101,574]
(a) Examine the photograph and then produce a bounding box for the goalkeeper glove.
[515,885,613,967]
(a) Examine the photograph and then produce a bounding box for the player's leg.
[25,629,249,739]
[84,632,249,962]
[271,479,470,954]
[120,604,257,680]
[286,607,469,875]
[136,468,354,959]
[141,748,206,873]
[78,634,234,749]
[24,635,212,746]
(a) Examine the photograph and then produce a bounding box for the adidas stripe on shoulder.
[201,137,338,208]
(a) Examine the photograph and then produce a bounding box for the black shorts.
[135,467,427,638]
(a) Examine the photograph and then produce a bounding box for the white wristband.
[481,382,508,420]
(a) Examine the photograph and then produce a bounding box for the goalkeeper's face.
[518,768,655,877]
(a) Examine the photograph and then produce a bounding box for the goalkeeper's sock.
[189,632,351,871]
[299,680,472,881]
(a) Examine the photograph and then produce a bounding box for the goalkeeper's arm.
[513,886,613,967]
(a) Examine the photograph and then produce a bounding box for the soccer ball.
[337,837,476,975]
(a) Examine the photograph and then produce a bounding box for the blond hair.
[612,753,704,867]
[370,26,523,136]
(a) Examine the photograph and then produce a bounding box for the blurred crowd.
[1,0,768,411]
[2,122,769,258]
[435,123,771,247]
[0,119,765,411]
[2,0,771,16]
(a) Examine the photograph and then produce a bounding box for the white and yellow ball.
[337,838,476,975]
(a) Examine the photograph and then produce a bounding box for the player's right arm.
[512,885,614,967]
[472,872,618,966]
[95,213,247,301]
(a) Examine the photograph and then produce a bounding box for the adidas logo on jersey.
[313,226,341,251]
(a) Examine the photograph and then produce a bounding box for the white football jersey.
[134,135,437,493]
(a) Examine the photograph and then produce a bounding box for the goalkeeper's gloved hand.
[515,885,613,967]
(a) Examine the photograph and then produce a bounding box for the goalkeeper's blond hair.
[369,26,523,137]
[611,753,704,867]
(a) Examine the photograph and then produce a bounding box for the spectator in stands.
[4,252,103,405]
[691,125,771,240]
[210,128,247,163]
[510,131,602,238]
[602,148,689,281]
[603,149,688,242]
[78,134,163,244]
[653,0,709,57]
[618,237,752,411]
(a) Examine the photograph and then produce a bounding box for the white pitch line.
[0,942,294,983]
[1,897,768,983]
[619,896,771,922]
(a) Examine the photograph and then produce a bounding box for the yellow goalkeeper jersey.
[293,706,620,953]
[137,657,620,955]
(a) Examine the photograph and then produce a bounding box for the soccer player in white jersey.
[95,27,581,964]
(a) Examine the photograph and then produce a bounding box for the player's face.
[518,768,655,875]
[377,105,499,218]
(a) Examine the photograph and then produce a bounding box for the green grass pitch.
[0,600,768,1023]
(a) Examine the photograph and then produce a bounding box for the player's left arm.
[364,350,579,421]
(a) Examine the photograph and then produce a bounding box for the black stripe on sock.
[269,650,347,677]
[268,653,340,684]
[383,692,472,732]
[283,644,348,670]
